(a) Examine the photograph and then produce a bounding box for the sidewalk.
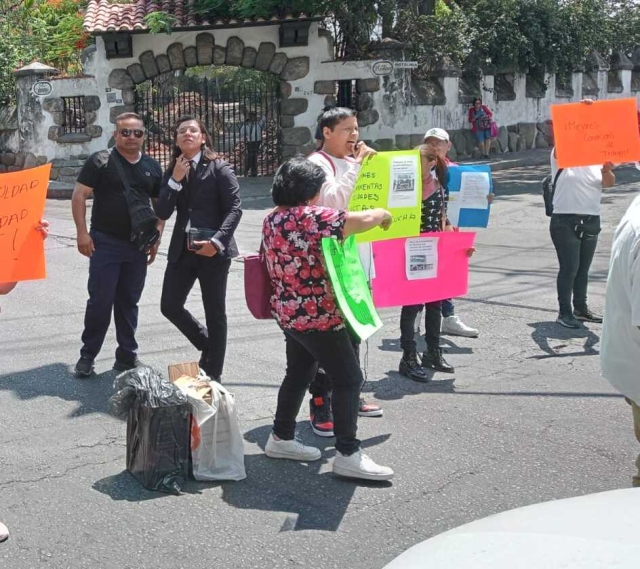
[45,148,553,200]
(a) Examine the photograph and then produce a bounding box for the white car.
[383,489,640,568]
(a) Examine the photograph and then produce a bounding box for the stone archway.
[106,34,315,168]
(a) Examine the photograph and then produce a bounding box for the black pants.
[160,251,231,378]
[549,214,601,315]
[308,330,360,398]
[400,301,442,353]
[80,230,147,363]
[246,141,261,177]
[274,328,361,456]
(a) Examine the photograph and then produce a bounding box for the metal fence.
[135,72,281,176]
[62,96,87,134]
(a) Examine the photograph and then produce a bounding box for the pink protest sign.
[371,231,476,308]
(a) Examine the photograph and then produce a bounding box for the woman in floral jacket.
[261,155,395,482]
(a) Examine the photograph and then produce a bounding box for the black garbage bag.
[108,366,188,418]
[108,366,190,495]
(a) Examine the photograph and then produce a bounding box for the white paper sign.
[460,172,491,210]
[388,155,419,208]
[405,237,438,281]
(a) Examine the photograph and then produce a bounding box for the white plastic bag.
[178,379,246,482]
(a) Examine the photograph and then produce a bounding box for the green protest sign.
[348,150,422,243]
[321,235,383,342]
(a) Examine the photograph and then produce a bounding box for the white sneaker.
[441,315,479,338]
[265,433,321,462]
[0,521,8,543]
[333,450,394,481]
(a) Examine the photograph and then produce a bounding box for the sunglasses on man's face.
[119,129,144,138]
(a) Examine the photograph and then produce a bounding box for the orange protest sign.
[551,98,640,168]
[0,163,51,283]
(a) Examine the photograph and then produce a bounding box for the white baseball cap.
[423,128,450,142]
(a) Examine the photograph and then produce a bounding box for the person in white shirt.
[549,140,615,328]
[304,107,382,437]
[239,112,266,177]
[600,194,640,487]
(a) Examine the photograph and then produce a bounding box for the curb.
[44,149,555,200]
[47,181,74,199]
[463,149,551,172]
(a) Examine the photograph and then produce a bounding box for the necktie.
[186,160,196,181]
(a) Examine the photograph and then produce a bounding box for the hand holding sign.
[380,210,392,230]
[0,164,51,283]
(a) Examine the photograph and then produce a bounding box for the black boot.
[399,351,430,383]
[421,348,454,373]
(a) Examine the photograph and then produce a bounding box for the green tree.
[0,0,89,104]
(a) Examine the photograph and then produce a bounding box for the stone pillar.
[632,48,640,93]
[572,72,582,101]
[610,51,634,95]
[14,62,59,159]
[583,51,609,98]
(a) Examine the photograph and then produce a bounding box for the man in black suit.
[156,116,242,381]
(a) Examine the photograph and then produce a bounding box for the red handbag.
[244,241,273,320]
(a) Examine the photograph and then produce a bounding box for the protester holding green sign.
[262,156,395,481]
[321,235,383,343]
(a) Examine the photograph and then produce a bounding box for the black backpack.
[541,168,564,217]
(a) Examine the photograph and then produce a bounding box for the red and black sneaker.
[358,397,383,417]
[309,396,334,437]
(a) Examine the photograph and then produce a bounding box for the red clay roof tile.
[83,0,320,34]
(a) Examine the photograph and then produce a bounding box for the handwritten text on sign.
[348,150,422,243]
[0,163,51,283]
[551,98,640,168]
[321,236,383,342]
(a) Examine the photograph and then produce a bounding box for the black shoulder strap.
[552,168,564,187]
[111,150,133,198]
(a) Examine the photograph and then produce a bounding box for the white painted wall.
[18,21,640,160]
[25,76,99,159]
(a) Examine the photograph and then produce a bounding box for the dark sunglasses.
[119,129,144,138]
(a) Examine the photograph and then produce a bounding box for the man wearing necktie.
[156,115,243,382]
[240,112,266,177]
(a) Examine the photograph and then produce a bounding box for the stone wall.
[309,48,640,157]
[0,151,48,173]
[0,25,638,180]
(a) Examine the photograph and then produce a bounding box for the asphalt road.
[1,157,639,569]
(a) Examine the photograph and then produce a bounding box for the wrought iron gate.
[135,71,282,176]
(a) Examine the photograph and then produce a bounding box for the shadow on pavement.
[92,470,203,501]
[219,425,392,532]
[377,337,473,356]
[528,321,600,359]
[0,363,120,418]
[362,371,456,402]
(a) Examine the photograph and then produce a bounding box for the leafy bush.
[0,0,89,105]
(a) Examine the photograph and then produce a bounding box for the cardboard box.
[168,362,200,382]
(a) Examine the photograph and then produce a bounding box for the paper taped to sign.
[460,171,491,209]
[405,237,438,280]
[389,155,419,208]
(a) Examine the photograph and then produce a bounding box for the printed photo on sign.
[405,237,438,280]
[388,155,419,208]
